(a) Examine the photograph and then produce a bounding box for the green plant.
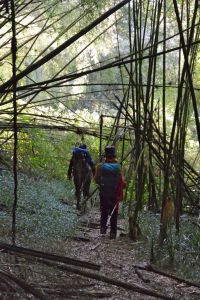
[0,170,78,250]
[165,225,176,264]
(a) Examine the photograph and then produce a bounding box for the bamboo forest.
[0,0,199,299]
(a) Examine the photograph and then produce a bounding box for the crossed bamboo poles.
[0,0,199,244]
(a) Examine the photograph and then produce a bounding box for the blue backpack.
[72,147,92,165]
[98,162,121,196]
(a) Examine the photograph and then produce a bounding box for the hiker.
[67,143,95,209]
[68,143,95,179]
[94,146,126,239]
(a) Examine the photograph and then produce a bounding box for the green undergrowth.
[138,210,200,281]
[0,170,78,251]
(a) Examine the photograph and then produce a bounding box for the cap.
[79,143,87,149]
[104,146,116,157]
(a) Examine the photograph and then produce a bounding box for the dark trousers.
[100,192,118,234]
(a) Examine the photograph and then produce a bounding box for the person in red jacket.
[94,146,126,239]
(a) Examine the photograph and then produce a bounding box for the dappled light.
[0,0,199,298]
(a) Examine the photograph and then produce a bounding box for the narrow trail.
[62,206,200,300]
[0,193,199,299]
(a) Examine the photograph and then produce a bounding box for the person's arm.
[120,164,126,188]
[94,163,101,184]
[116,173,126,202]
[67,157,73,180]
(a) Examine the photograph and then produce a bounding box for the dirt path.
[62,207,200,300]
[0,203,199,299]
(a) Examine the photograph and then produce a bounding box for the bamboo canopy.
[0,0,199,244]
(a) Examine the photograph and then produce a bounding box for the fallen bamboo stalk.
[56,264,174,299]
[0,270,47,300]
[34,282,96,290]
[42,288,112,298]
[7,246,176,300]
[134,266,150,283]
[38,259,174,299]
[133,264,200,289]
[65,236,91,242]
[90,243,101,251]
[80,221,125,231]
[0,242,100,271]
[80,221,100,228]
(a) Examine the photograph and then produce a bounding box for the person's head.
[104,146,116,158]
[79,143,87,149]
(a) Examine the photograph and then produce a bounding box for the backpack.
[97,162,121,197]
[72,147,92,166]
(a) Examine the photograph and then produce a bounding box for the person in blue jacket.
[67,143,95,209]
[68,143,95,178]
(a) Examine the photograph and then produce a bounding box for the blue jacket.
[72,147,93,166]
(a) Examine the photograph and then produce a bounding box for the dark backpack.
[98,162,121,197]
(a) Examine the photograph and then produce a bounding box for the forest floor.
[0,210,200,300]
[0,204,200,299]
[54,206,200,300]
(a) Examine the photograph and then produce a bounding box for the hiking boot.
[110,232,116,239]
[100,227,107,234]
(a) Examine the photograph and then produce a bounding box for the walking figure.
[94,146,126,239]
[68,143,94,210]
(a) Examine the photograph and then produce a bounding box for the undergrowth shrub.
[138,211,200,280]
[0,170,78,250]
